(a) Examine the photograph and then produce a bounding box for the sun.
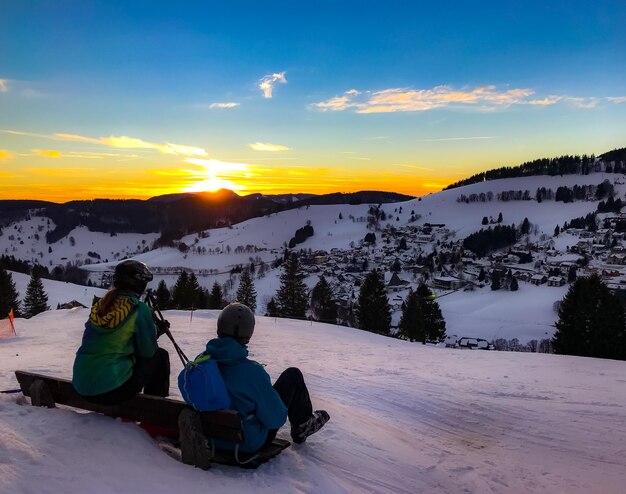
[183,159,249,193]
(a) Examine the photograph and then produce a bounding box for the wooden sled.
[14,370,290,470]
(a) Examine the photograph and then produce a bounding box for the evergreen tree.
[275,254,308,318]
[521,217,530,234]
[236,268,257,312]
[553,275,625,360]
[187,272,205,308]
[554,225,560,236]
[497,212,503,223]
[311,275,337,324]
[0,267,21,317]
[155,280,171,309]
[171,271,190,309]
[23,273,49,318]
[196,286,210,309]
[208,282,224,309]
[356,269,391,334]
[478,267,486,282]
[398,290,425,341]
[415,284,446,342]
[491,271,502,290]
[567,265,577,283]
[266,297,278,317]
[391,258,402,273]
[510,276,519,291]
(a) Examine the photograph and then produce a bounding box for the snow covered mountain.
[1,309,625,493]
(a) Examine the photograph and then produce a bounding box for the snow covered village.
[2,2,626,493]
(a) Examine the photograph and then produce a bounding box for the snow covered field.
[1,309,626,494]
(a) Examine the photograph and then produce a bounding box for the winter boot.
[291,410,330,444]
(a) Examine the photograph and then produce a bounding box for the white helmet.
[217,302,255,345]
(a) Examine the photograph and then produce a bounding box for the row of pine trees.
[3,254,624,359]
[154,254,447,343]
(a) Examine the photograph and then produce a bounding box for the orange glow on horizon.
[0,151,477,202]
[0,170,454,202]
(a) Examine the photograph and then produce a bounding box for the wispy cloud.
[54,133,208,157]
[392,164,434,171]
[422,182,448,189]
[259,72,287,98]
[313,91,355,111]
[0,149,13,160]
[33,149,62,158]
[565,96,600,108]
[418,136,497,142]
[0,80,7,93]
[528,96,562,106]
[1,129,50,139]
[208,102,240,109]
[248,142,290,152]
[313,85,626,113]
[24,167,94,177]
[64,151,141,160]
[3,129,208,157]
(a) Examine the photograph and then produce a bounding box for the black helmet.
[217,302,255,345]
[113,260,153,295]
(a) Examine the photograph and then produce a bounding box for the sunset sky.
[1,1,625,202]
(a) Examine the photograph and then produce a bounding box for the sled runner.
[14,370,290,470]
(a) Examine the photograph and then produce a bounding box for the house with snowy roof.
[386,272,410,292]
[432,276,466,290]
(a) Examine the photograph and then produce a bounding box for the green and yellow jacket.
[72,293,157,396]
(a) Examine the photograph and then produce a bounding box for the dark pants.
[264,367,313,445]
[84,348,170,406]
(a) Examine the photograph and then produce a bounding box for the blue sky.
[1,1,625,200]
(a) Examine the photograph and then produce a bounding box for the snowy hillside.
[9,270,106,309]
[2,171,625,343]
[3,173,620,268]
[1,309,626,493]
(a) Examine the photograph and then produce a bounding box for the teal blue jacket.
[203,337,287,453]
[72,293,158,396]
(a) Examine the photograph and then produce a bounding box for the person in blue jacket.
[199,302,329,453]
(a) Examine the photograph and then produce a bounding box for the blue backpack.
[178,353,232,411]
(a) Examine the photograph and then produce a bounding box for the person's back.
[182,302,329,453]
[203,336,287,453]
[73,292,157,396]
[72,260,170,405]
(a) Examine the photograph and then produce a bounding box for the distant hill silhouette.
[0,190,411,243]
[444,147,626,190]
[295,191,413,206]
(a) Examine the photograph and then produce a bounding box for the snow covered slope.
[1,310,625,493]
[9,270,106,309]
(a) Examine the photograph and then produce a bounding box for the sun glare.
[183,158,249,193]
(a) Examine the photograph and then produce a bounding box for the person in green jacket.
[72,260,170,405]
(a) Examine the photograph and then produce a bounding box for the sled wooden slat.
[15,370,243,443]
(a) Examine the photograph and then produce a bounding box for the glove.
[155,318,170,338]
